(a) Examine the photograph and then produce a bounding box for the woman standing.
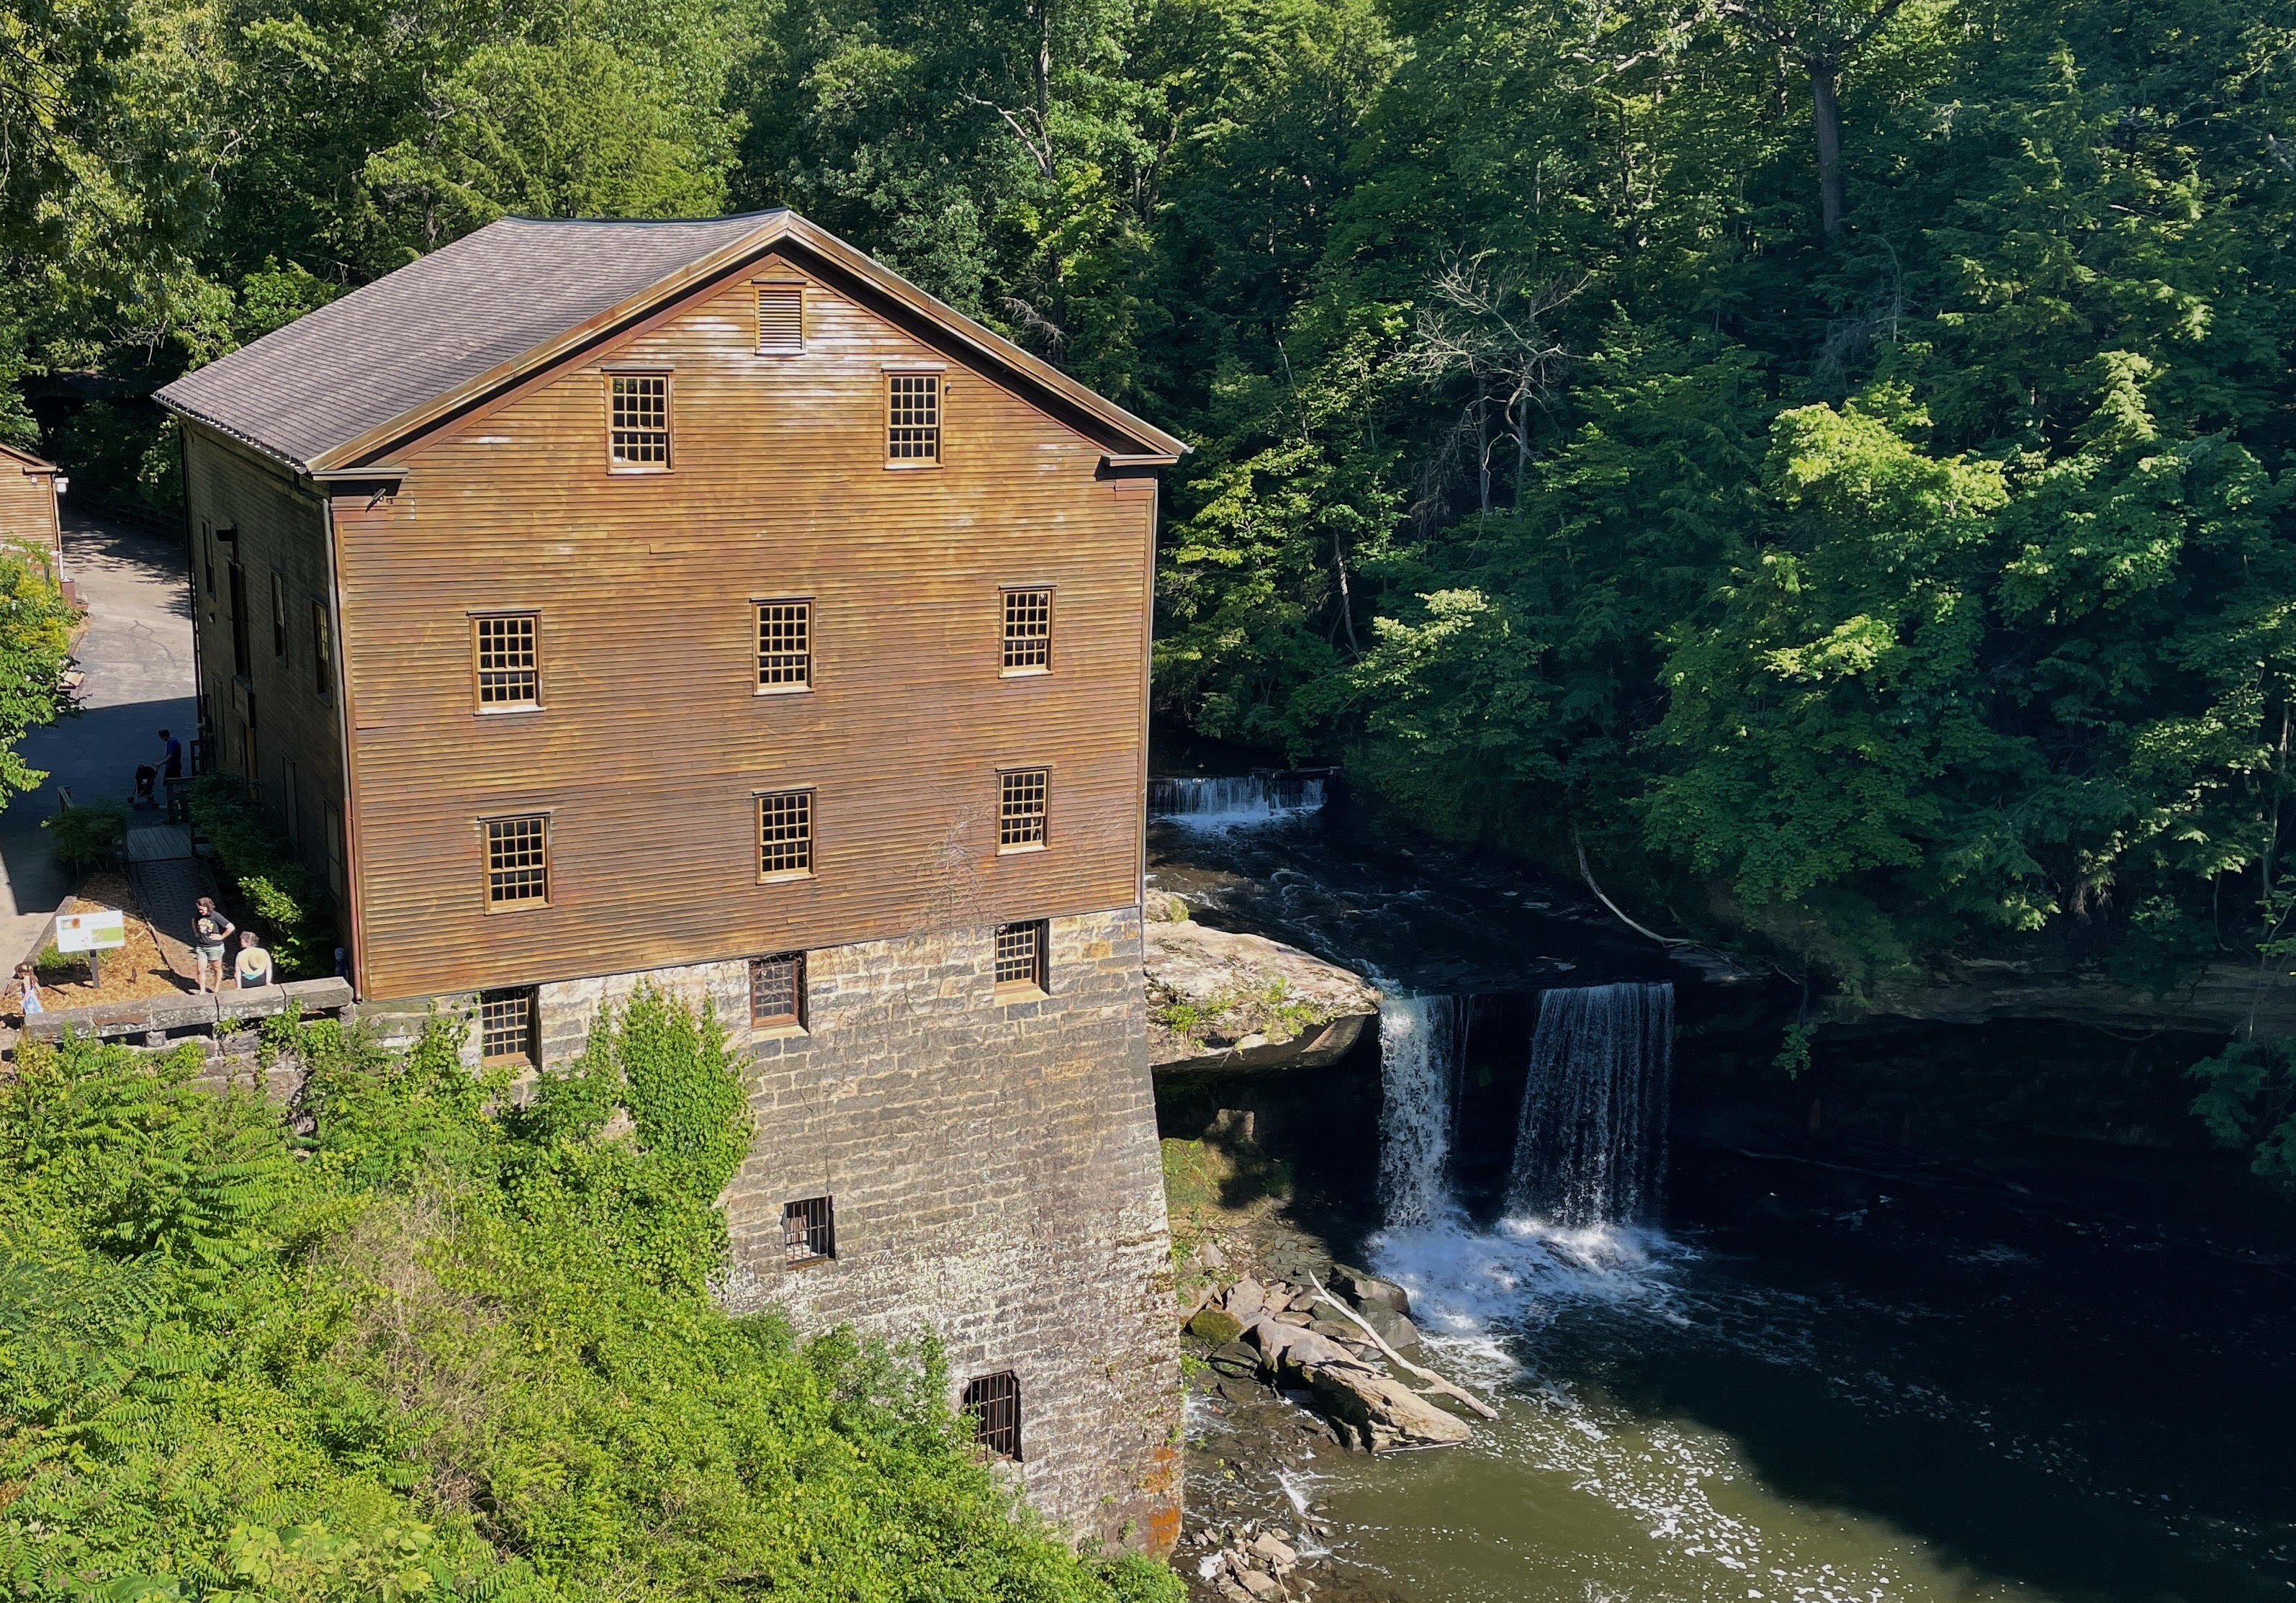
[194,897,235,994]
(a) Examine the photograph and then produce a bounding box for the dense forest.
[6,0,2296,1159]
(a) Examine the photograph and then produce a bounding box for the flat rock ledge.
[1145,897,1381,1072]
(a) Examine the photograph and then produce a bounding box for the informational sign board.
[55,908,127,952]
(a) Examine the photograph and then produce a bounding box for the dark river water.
[1149,798,2296,1603]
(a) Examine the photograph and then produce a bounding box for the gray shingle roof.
[158,212,782,471]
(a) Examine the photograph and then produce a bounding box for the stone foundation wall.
[716,906,1181,1553]
[376,907,1181,1553]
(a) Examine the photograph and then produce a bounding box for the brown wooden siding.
[0,454,60,578]
[334,253,1154,1001]
[181,431,348,897]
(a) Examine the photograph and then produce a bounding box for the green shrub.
[44,801,127,873]
[0,1000,1182,1603]
[187,775,333,979]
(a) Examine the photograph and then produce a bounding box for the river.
[1148,783,2296,1603]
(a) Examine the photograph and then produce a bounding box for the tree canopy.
[9,0,2296,1131]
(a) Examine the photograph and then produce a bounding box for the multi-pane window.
[608,373,670,467]
[474,614,540,707]
[312,601,333,697]
[997,768,1048,851]
[757,789,814,878]
[783,1196,834,1265]
[270,572,288,659]
[993,920,1046,992]
[962,1373,1021,1460]
[1001,588,1051,673]
[750,952,806,1028]
[485,814,549,906]
[756,601,811,689]
[480,987,536,1065]
[886,373,940,464]
[757,283,803,355]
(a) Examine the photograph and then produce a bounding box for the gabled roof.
[0,441,58,474]
[156,210,1187,474]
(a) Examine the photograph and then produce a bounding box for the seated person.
[233,929,274,989]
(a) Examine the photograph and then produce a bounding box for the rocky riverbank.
[1159,1112,1492,1603]
[1145,892,1381,1072]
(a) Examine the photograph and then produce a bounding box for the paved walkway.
[0,513,198,964]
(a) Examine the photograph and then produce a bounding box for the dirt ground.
[12,870,190,1022]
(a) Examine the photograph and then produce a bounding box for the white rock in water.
[1251,1532,1299,1567]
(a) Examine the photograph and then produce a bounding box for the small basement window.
[474,614,539,707]
[997,768,1048,852]
[992,920,1047,994]
[480,987,537,1066]
[750,951,806,1028]
[608,373,670,468]
[485,814,549,907]
[886,373,940,464]
[757,283,804,354]
[783,1195,834,1265]
[1001,588,1051,673]
[756,600,811,690]
[757,789,814,879]
[962,1372,1021,1460]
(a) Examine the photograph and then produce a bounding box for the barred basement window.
[474,614,539,707]
[886,373,940,464]
[755,600,811,689]
[997,768,1048,851]
[757,789,814,879]
[782,1195,834,1265]
[962,1372,1021,1460]
[485,814,549,906]
[750,951,806,1028]
[479,987,536,1065]
[608,373,670,467]
[992,920,1046,994]
[756,283,804,354]
[1001,588,1051,673]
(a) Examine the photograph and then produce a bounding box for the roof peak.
[156,207,1184,472]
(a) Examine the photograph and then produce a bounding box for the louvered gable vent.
[757,282,803,354]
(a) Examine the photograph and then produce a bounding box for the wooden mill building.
[156,210,1186,1548]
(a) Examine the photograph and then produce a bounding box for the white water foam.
[1148,773,1327,829]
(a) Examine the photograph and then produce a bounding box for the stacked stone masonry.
[393,904,1181,1553]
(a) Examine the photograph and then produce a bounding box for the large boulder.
[1188,1306,1246,1344]
[1145,920,1379,1071]
[1331,1264,1410,1316]
[1241,1316,1468,1450]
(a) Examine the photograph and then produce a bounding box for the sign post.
[55,908,127,987]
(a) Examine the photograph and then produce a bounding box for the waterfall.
[1147,773,1327,827]
[1378,994,1467,1227]
[1505,982,1673,1227]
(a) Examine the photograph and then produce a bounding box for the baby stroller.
[132,764,159,809]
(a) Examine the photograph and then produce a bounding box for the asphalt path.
[0,513,197,963]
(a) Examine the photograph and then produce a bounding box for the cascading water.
[1147,773,1327,827]
[1376,994,1467,1227]
[1504,982,1674,1227]
[1369,985,1677,1368]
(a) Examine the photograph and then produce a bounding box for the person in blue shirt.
[158,728,183,780]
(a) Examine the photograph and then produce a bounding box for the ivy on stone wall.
[0,999,1181,1603]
